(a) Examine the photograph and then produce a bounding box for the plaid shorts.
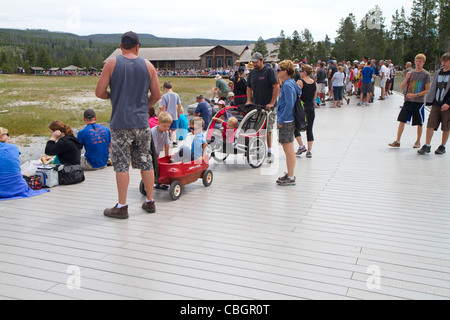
[111,127,153,172]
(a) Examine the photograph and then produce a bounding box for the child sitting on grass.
[173,117,207,163]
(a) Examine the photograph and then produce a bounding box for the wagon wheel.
[169,181,182,201]
[202,170,213,187]
[139,180,147,196]
[247,137,267,168]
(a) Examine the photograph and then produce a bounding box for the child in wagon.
[173,117,207,163]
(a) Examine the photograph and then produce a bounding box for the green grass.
[0,75,215,136]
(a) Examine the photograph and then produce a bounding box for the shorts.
[278,121,295,144]
[267,107,277,133]
[317,83,327,94]
[111,127,154,173]
[80,156,106,171]
[333,86,343,101]
[170,121,178,130]
[427,105,450,131]
[380,77,387,88]
[361,82,373,94]
[397,101,425,126]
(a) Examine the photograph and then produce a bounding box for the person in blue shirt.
[173,117,207,163]
[276,60,302,186]
[194,95,212,131]
[0,127,49,201]
[358,63,375,106]
[77,109,111,170]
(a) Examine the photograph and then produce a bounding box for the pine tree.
[252,37,268,58]
[333,14,358,61]
[437,0,450,53]
[301,28,316,62]
[36,48,52,69]
[390,7,409,62]
[407,0,438,68]
[275,30,290,61]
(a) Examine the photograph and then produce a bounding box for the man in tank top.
[96,31,162,219]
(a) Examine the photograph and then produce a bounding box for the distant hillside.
[0,28,275,73]
[0,28,275,47]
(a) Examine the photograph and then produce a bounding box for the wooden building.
[105,44,279,71]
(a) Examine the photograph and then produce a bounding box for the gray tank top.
[110,55,151,129]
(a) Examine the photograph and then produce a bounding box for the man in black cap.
[96,31,162,219]
[246,52,279,163]
[77,108,111,171]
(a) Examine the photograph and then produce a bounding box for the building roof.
[104,44,279,63]
[106,46,216,62]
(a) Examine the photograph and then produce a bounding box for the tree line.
[0,29,117,74]
[261,0,449,71]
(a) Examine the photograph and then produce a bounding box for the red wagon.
[139,154,213,200]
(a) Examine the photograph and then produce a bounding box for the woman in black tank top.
[294,64,317,158]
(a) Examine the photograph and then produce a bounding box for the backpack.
[293,96,307,132]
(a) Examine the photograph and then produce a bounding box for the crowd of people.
[2,31,449,222]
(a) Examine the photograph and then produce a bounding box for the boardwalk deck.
[1,90,450,300]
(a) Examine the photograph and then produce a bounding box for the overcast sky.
[1,0,413,42]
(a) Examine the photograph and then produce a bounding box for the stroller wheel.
[247,137,267,168]
[169,181,182,200]
[212,152,229,162]
[202,170,213,187]
[139,180,147,196]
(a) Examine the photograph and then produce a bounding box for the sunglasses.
[2,133,9,137]
[277,69,285,73]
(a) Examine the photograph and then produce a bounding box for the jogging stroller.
[206,104,270,168]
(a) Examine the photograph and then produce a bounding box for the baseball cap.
[84,108,96,119]
[251,52,263,61]
[121,31,141,45]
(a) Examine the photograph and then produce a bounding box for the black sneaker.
[435,145,446,155]
[417,145,431,155]
[267,152,273,164]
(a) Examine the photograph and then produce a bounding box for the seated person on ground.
[77,109,111,171]
[0,127,49,201]
[173,117,207,163]
[45,121,83,165]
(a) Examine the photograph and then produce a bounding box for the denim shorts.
[111,127,153,172]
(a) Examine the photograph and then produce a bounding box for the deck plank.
[1,89,450,300]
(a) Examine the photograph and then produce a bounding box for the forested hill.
[0,28,269,73]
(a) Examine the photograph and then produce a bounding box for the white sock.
[288,176,295,180]
[117,203,127,208]
[268,148,272,153]
[146,199,154,203]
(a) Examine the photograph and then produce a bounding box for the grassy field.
[1,73,407,137]
[0,75,215,136]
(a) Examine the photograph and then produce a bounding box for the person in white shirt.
[379,60,388,100]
